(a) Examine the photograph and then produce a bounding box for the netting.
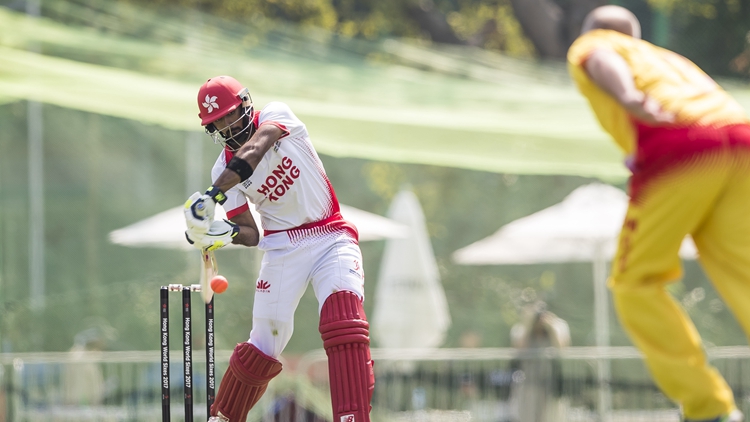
[0,0,632,179]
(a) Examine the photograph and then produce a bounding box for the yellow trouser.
[610,148,750,419]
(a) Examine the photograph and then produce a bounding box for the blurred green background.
[1,0,749,357]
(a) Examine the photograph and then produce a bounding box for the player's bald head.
[581,6,641,39]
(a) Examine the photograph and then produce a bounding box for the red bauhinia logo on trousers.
[340,416,355,422]
[256,280,271,293]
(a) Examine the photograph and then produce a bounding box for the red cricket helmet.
[197,76,249,126]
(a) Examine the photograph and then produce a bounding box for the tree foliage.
[637,0,750,77]
[668,0,750,77]
[119,0,536,57]
[115,0,750,75]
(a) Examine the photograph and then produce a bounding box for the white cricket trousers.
[247,227,365,358]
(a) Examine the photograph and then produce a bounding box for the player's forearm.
[209,126,283,197]
[585,49,675,125]
[232,225,260,247]
[208,154,255,197]
[585,49,645,109]
[212,171,242,194]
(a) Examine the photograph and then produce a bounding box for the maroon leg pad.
[211,342,282,422]
[319,291,374,422]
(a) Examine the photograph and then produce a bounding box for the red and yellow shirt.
[567,29,748,155]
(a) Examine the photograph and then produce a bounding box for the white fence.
[2,346,750,422]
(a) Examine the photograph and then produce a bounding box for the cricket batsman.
[183,75,374,422]
[568,6,750,422]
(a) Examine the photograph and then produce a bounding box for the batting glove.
[184,186,228,233]
[185,219,239,251]
[184,193,214,233]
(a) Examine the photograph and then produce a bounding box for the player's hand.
[184,191,216,232]
[622,94,676,126]
[185,219,239,251]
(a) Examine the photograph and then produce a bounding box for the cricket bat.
[199,248,218,304]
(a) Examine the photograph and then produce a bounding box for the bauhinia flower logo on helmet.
[197,76,256,151]
[203,95,219,113]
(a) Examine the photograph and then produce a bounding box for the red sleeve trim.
[226,202,250,220]
[259,121,290,139]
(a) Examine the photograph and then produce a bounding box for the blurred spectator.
[730,31,750,75]
[459,330,483,349]
[62,323,116,406]
[458,330,483,401]
[509,301,570,422]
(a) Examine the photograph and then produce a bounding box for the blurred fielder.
[568,6,750,422]
[184,75,374,422]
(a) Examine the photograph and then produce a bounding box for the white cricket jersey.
[211,102,357,240]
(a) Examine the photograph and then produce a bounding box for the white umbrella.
[109,203,407,250]
[453,183,697,265]
[451,183,697,348]
[451,183,697,420]
[372,189,451,350]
